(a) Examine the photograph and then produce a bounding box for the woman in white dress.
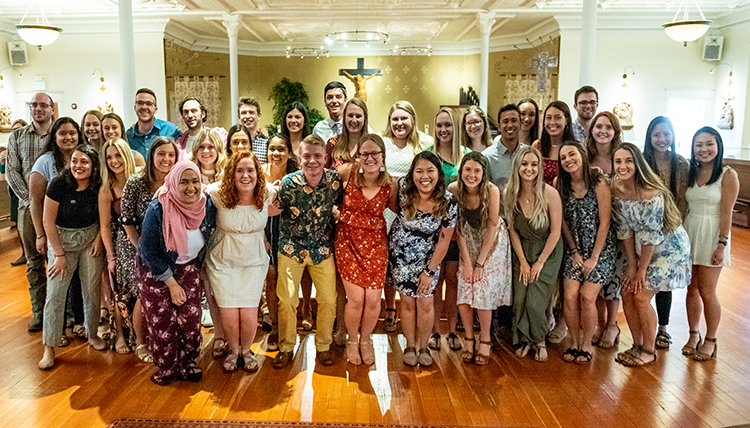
[682,127,738,361]
[207,151,275,373]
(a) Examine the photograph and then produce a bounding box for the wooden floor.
[1,227,749,428]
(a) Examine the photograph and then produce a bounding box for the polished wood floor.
[1,226,749,428]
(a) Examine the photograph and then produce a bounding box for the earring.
[379,166,385,172]
[359,168,364,173]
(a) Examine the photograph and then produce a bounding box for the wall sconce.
[0,67,23,90]
[92,68,106,91]
[621,66,635,88]
[709,63,732,86]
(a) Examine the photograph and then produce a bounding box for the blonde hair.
[384,100,423,155]
[100,138,137,191]
[351,134,392,188]
[191,128,228,182]
[433,107,464,166]
[503,145,549,230]
[614,143,682,234]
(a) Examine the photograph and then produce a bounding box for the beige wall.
[164,40,559,136]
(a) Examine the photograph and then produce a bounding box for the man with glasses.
[6,93,55,332]
[126,88,181,159]
[572,85,599,142]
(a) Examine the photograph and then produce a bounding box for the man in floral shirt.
[274,134,343,368]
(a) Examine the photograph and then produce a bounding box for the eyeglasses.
[136,101,156,107]
[466,120,483,127]
[359,151,382,160]
[30,103,51,109]
[577,101,598,107]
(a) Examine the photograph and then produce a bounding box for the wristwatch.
[423,266,436,277]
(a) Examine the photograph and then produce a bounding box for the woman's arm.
[29,172,48,254]
[456,226,473,282]
[582,181,612,277]
[99,189,116,273]
[139,202,175,284]
[134,151,146,169]
[530,185,562,283]
[416,226,455,296]
[43,196,66,279]
[713,168,739,265]
[388,178,401,213]
[472,184,501,283]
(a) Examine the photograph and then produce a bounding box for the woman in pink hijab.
[137,160,216,386]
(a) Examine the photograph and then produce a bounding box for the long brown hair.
[144,137,178,193]
[540,100,576,157]
[351,134,392,188]
[402,151,448,221]
[332,98,369,164]
[456,151,491,230]
[557,141,602,202]
[586,111,621,164]
[219,151,268,210]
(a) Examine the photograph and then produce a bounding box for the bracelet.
[719,234,729,240]
[54,253,66,258]
[36,234,45,239]
[570,247,579,254]
[473,262,484,269]
[718,240,727,247]
[106,255,116,262]
[423,267,436,277]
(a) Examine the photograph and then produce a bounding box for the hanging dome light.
[15,24,63,50]
[662,0,711,47]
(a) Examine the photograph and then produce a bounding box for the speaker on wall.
[702,36,724,62]
[7,41,28,66]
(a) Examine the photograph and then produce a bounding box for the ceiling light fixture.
[15,3,63,50]
[285,47,330,59]
[662,0,711,47]
[324,30,389,46]
[389,45,433,56]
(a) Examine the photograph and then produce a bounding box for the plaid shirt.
[252,134,268,163]
[6,123,51,207]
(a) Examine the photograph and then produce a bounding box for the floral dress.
[387,179,458,298]
[335,179,391,289]
[542,158,559,186]
[616,195,691,292]
[119,172,155,298]
[562,186,616,286]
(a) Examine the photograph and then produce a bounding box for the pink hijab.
[154,160,206,258]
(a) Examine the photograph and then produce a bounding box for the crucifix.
[339,58,382,102]
[531,51,557,94]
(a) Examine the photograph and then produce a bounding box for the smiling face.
[544,107,567,138]
[464,111,485,141]
[325,88,346,120]
[390,108,413,141]
[574,92,598,121]
[299,142,326,179]
[559,145,582,175]
[70,150,93,182]
[649,122,673,153]
[461,159,484,191]
[238,104,260,132]
[178,169,201,204]
[234,157,257,195]
[519,102,537,132]
[134,92,157,123]
[358,140,383,174]
[413,159,439,195]
[267,137,291,166]
[56,122,79,154]
[102,118,123,140]
[106,145,125,175]
[693,132,718,165]
[83,114,102,142]
[499,110,520,142]
[519,152,540,182]
[181,100,204,131]
[229,132,251,154]
[592,115,615,145]
[153,144,176,175]
[613,148,635,182]
[30,93,54,125]
[345,104,365,134]
[286,108,304,134]
[196,138,218,169]
[435,112,453,146]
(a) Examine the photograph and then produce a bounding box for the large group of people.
[1,82,738,385]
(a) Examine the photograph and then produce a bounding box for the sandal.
[403,346,417,366]
[115,336,131,354]
[462,338,475,363]
[428,332,441,350]
[183,364,203,382]
[267,333,279,351]
[456,318,464,332]
[212,338,230,358]
[446,332,462,351]
[575,350,592,365]
[242,350,259,372]
[591,322,605,345]
[59,335,70,347]
[475,340,492,366]
[99,307,110,325]
[598,323,621,349]
[135,344,153,363]
[383,309,397,333]
[562,348,579,363]
[301,309,313,331]
[681,331,701,356]
[515,343,531,358]
[360,338,375,365]
[693,338,717,362]
[534,343,547,362]
[655,330,672,349]
[615,346,641,363]
[72,324,87,338]
[223,352,239,372]
[622,348,657,367]
[346,339,361,365]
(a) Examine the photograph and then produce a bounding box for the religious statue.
[718,97,734,130]
[0,103,12,132]
[339,58,382,103]
[613,101,634,130]
[342,70,377,102]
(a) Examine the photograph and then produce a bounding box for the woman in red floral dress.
[335,134,398,365]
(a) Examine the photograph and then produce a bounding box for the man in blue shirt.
[127,88,182,158]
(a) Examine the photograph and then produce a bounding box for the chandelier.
[389,45,433,56]
[15,3,63,50]
[662,0,711,47]
[324,30,389,48]
[286,47,330,59]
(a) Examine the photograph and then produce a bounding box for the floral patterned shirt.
[277,169,343,264]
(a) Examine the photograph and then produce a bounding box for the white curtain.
[503,74,555,108]
[169,76,221,129]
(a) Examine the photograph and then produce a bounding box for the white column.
[223,14,241,119]
[477,12,495,113]
[118,0,137,126]
[579,0,597,86]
